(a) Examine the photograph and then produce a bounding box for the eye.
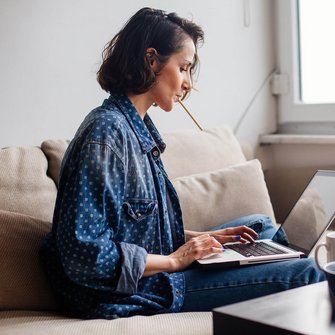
[180,67,187,73]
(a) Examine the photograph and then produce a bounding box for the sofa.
[0,126,277,335]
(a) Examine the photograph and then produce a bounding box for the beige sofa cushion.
[172,159,276,232]
[41,127,247,187]
[0,310,212,335]
[162,127,246,179]
[41,139,70,187]
[0,146,57,222]
[0,210,58,311]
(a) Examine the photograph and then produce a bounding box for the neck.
[127,92,154,119]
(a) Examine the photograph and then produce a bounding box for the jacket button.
[152,150,159,157]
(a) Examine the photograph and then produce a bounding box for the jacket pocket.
[123,200,157,222]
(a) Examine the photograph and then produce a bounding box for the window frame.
[276,0,335,130]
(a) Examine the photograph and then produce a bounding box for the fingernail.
[235,235,241,241]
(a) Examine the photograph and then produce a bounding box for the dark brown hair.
[97,8,204,97]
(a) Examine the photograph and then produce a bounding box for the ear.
[146,48,160,72]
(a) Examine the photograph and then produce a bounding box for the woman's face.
[149,37,196,112]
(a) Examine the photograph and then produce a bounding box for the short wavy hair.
[97,7,204,98]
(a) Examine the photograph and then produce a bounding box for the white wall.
[0,0,277,149]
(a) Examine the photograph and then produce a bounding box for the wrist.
[162,254,176,272]
[143,254,176,276]
[166,254,180,272]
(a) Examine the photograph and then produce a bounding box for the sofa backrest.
[0,146,57,222]
[0,127,255,224]
[39,126,248,188]
[38,127,274,231]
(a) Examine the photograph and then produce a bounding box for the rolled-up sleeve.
[56,141,147,293]
[116,242,148,294]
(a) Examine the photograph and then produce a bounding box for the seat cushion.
[0,210,57,311]
[0,310,212,335]
[172,159,276,231]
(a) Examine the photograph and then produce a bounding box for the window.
[299,0,335,104]
[275,0,335,133]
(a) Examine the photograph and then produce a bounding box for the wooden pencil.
[178,99,203,131]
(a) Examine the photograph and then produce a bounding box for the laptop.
[197,170,335,268]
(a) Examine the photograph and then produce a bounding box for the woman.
[40,7,324,319]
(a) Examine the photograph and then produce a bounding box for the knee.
[250,214,273,224]
[294,258,326,284]
[285,257,326,286]
[244,214,274,231]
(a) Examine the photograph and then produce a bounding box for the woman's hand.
[168,234,223,272]
[207,225,259,244]
[143,226,259,276]
[185,225,259,244]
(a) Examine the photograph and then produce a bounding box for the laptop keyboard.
[225,241,286,257]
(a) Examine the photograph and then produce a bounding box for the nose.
[182,71,192,95]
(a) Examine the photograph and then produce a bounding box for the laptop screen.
[273,170,335,255]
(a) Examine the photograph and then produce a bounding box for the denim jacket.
[40,92,186,319]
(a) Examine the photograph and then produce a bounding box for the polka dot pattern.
[40,92,185,319]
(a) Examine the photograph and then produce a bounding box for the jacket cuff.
[115,242,147,294]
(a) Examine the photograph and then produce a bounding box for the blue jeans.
[180,214,325,312]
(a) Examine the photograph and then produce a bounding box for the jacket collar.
[106,92,166,154]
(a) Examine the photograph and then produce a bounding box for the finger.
[225,226,259,239]
[212,231,246,244]
[229,228,258,242]
[223,227,236,236]
[241,232,256,243]
[209,233,238,244]
[235,235,246,243]
[214,235,253,245]
[233,233,255,244]
[218,235,244,244]
[240,226,259,239]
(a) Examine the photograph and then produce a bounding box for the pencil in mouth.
[178,99,203,131]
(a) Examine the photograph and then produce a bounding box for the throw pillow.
[41,139,70,187]
[172,159,276,232]
[162,126,246,180]
[0,210,58,311]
